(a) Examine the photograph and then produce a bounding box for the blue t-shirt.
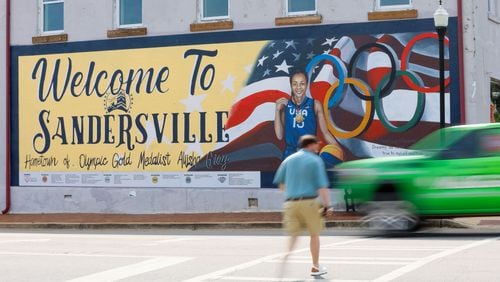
[283,97,317,158]
[273,149,330,199]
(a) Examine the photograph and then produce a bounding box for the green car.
[332,123,500,231]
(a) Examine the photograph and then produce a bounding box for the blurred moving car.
[331,123,500,231]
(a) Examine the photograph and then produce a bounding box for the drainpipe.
[2,0,11,214]
[457,0,466,124]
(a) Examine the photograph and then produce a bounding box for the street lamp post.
[434,1,449,129]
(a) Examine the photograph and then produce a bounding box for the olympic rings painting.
[307,31,452,139]
[306,54,347,108]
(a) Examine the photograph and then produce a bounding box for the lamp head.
[434,3,449,28]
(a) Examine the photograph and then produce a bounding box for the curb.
[420,219,470,229]
[0,222,282,230]
[0,219,470,230]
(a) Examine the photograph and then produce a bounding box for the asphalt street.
[0,228,499,282]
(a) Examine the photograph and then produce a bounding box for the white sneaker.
[310,265,327,276]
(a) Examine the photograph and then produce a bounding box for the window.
[117,0,142,27]
[377,0,412,10]
[439,133,479,160]
[489,0,499,17]
[480,130,500,156]
[201,0,229,20]
[41,0,64,33]
[287,0,316,15]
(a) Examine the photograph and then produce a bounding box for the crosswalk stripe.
[268,259,408,265]
[0,239,50,244]
[323,247,450,251]
[219,277,369,282]
[66,256,192,282]
[289,256,419,261]
[0,251,155,258]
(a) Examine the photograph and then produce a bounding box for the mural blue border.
[10,17,461,187]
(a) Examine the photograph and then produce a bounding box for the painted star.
[307,38,315,45]
[269,42,277,48]
[285,40,297,49]
[323,49,332,55]
[257,55,268,66]
[245,64,253,73]
[306,51,315,60]
[221,74,235,93]
[312,65,320,74]
[263,69,271,77]
[322,37,338,47]
[275,60,293,74]
[273,50,284,60]
[144,120,168,149]
[180,94,207,112]
[292,53,301,62]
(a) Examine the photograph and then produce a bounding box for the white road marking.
[140,238,197,246]
[290,256,420,261]
[220,277,369,282]
[372,237,500,282]
[0,239,50,244]
[0,251,155,258]
[323,246,450,251]
[268,259,408,265]
[66,256,192,282]
[182,238,371,282]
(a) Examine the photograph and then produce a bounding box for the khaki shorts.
[283,199,325,236]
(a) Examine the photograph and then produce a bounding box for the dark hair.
[289,70,308,85]
[298,135,319,149]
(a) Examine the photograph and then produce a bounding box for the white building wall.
[7,0,499,214]
[11,0,458,45]
[462,0,500,124]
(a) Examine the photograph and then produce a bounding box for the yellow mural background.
[19,41,268,172]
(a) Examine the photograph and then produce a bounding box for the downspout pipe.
[457,0,466,124]
[2,0,11,214]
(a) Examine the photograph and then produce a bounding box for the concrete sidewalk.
[451,216,500,229]
[0,212,497,230]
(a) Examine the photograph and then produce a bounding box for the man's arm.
[318,188,331,208]
[273,161,287,192]
[315,158,332,209]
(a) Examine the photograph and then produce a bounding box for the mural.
[13,21,458,188]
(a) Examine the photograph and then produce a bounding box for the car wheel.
[361,200,420,232]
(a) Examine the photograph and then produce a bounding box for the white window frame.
[376,0,412,11]
[39,0,64,35]
[115,0,143,28]
[489,0,498,17]
[199,0,230,21]
[286,0,317,16]
[489,0,500,23]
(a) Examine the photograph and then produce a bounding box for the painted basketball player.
[274,70,344,165]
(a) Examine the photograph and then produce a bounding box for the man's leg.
[303,200,327,276]
[279,202,300,278]
[310,235,320,267]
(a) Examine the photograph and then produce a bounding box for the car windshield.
[409,128,472,156]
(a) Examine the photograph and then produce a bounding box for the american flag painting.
[191,31,451,173]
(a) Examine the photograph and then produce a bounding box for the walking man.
[273,134,332,277]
